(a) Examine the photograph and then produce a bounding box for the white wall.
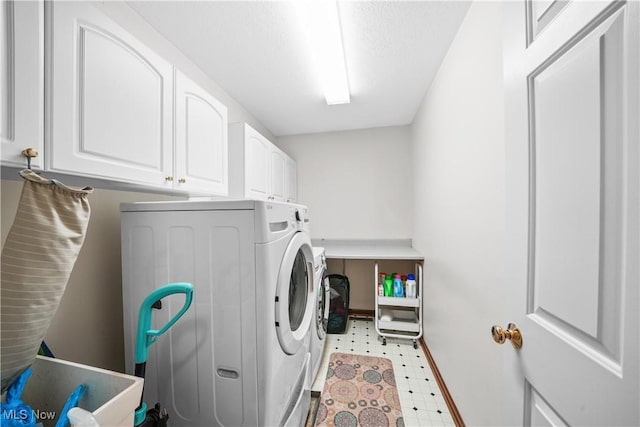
[0,181,179,371]
[277,126,413,240]
[411,2,506,426]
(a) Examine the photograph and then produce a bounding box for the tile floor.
[311,318,455,427]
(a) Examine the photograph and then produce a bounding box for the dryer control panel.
[254,201,311,243]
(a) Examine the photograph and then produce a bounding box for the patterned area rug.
[315,352,404,427]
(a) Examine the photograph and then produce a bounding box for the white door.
[502,1,639,426]
[0,0,43,169]
[174,70,228,195]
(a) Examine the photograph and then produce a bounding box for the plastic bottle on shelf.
[383,275,393,297]
[378,280,384,296]
[393,274,404,297]
[406,274,417,298]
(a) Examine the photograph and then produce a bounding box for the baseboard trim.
[419,338,465,427]
[348,308,374,318]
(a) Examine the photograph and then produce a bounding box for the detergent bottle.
[393,274,404,297]
[406,274,417,298]
[383,275,393,297]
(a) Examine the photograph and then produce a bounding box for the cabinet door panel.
[285,157,297,203]
[1,0,43,169]
[244,127,270,199]
[270,147,286,201]
[175,71,228,195]
[81,27,164,167]
[48,2,172,186]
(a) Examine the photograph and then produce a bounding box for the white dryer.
[310,247,330,385]
[120,199,314,427]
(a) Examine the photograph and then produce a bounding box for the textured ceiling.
[127,1,471,137]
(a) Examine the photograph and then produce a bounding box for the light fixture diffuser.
[296,0,351,105]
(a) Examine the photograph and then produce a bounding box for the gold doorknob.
[491,323,523,349]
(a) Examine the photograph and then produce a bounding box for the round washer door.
[275,232,314,355]
[316,272,329,340]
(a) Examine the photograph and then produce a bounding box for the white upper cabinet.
[174,71,228,196]
[47,1,173,187]
[1,0,44,169]
[229,122,270,200]
[285,156,297,203]
[245,128,271,199]
[269,146,286,201]
[229,122,297,202]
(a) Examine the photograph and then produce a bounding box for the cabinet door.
[285,156,297,203]
[1,0,44,169]
[48,2,172,186]
[174,71,228,195]
[270,146,286,201]
[244,125,270,200]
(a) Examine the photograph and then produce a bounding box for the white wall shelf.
[313,239,424,260]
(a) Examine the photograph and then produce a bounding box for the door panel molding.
[77,22,166,170]
[528,309,622,376]
[526,0,571,46]
[524,380,569,427]
[525,6,626,364]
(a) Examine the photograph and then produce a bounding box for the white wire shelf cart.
[374,262,423,348]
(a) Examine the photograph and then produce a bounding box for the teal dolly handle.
[134,282,193,427]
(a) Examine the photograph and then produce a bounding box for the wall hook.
[21,148,38,170]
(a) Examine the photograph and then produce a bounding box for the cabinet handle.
[178,178,186,184]
[165,176,174,182]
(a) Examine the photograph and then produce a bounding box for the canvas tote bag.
[1,170,92,392]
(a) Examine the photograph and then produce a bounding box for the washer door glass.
[289,250,308,331]
[316,271,328,339]
[275,232,314,355]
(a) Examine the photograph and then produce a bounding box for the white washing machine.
[120,199,314,427]
[309,247,329,386]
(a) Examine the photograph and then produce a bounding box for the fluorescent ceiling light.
[296,0,351,105]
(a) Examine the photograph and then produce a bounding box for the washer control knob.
[295,210,301,222]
